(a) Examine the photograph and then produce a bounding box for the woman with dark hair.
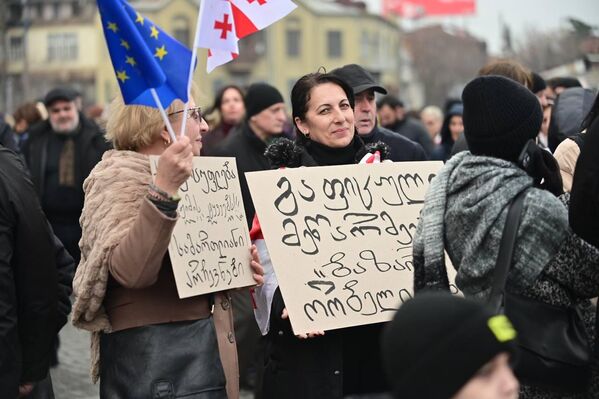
[202,85,245,155]
[431,103,463,162]
[256,72,390,399]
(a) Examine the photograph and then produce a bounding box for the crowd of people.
[1,56,598,399]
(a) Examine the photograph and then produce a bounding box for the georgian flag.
[197,0,297,72]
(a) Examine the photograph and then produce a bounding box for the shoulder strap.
[488,190,527,311]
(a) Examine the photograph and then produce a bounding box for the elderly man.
[331,64,426,161]
[23,87,110,264]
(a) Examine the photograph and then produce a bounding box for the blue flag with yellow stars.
[97,0,193,107]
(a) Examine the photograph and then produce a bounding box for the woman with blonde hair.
[72,92,264,399]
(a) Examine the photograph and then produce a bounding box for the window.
[172,16,191,47]
[47,33,78,61]
[327,31,342,58]
[286,29,300,57]
[360,31,369,60]
[8,37,24,61]
[72,1,81,16]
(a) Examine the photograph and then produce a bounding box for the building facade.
[2,0,403,113]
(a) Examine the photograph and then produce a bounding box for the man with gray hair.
[330,64,426,161]
[23,87,110,265]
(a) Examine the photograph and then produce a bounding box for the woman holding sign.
[71,91,264,399]
[255,72,390,399]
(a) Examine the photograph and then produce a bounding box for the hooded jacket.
[548,87,595,152]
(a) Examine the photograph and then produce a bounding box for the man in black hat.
[22,87,110,265]
[331,64,427,161]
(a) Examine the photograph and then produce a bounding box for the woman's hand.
[250,244,264,286]
[281,308,325,339]
[154,135,193,196]
[18,383,33,397]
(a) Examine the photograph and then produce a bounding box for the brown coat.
[72,150,239,398]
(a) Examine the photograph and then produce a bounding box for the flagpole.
[179,0,207,137]
[150,88,177,143]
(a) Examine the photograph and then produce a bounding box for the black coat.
[22,114,110,199]
[0,148,74,397]
[360,126,427,161]
[385,118,435,156]
[0,121,18,152]
[212,123,275,228]
[570,117,599,248]
[22,114,110,263]
[261,137,389,399]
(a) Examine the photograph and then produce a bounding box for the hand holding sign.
[151,156,257,298]
[155,135,193,196]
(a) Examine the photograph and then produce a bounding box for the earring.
[163,138,170,147]
[304,131,310,138]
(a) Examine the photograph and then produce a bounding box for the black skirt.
[100,317,227,399]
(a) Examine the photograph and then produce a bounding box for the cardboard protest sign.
[246,161,446,334]
[150,156,255,298]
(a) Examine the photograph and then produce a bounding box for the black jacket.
[385,118,435,156]
[262,137,389,399]
[213,122,276,228]
[570,117,599,248]
[22,114,110,199]
[0,148,74,397]
[360,126,427,161]
[0,121,18,152]
[548,87,595,152]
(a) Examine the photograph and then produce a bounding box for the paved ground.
[51,322,254,398]
[51,322,98,399]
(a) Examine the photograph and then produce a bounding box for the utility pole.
[21,0,31,104]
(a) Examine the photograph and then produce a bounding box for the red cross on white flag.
[196,0,296,72]
[196,0,239,54]
[229,0,296,38]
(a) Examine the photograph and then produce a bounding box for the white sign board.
[151,156,255,298]
[246,161,449,334]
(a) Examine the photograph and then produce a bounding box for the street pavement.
[51,322,253,398]
[51,322,98,398]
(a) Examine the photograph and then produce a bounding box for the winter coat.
[212,122,277,228]
[570,118,599,251]
[0,121,19,152]
[22,114,110,263]
[385,118,435,156]
[260,137,389,399]
[413,151,599,398]
[0,148,72,397]
[201,122,239,156]
[548,87,595,152]
[22,114,110,199]
[553,135,582,192]
[360,126,427,161]
[71,150,238,398]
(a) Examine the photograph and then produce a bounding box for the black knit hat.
[382,293,518,399]
[244,83,284,120]
[462,75,542,162]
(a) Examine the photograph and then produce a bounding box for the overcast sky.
[362,0,599,54]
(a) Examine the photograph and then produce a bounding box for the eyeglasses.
[168,107,203,122]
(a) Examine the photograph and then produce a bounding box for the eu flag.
[97,0,194,107]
